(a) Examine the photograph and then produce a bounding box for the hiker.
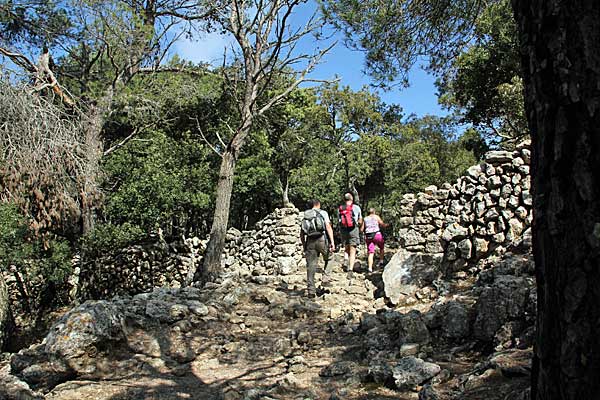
[300,199,335,298]
[362,207,389,272]
[338,192,363,275]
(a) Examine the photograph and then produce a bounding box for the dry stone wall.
[221,207,304,279]
[76,207,303,300]
[397,141,532,271]
[383,141,533,305]
[76,142,532,304]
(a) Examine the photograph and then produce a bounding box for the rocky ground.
[0,246,533,400]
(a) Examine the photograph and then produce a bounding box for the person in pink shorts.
[362,208,389,272]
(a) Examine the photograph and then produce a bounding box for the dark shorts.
[340,227,360,246]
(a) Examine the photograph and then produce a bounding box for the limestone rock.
[473,276,534,342]
[458,239,473,259]
[466,165,483,179]
[474,238,489,258]
[424,300,471,341]
[419,384,441,400]
[485,150,513,164]
[382,250,442,305]
[0,364,45,400]
[507,218,524,243]
[399,229,426,247]
[396,311,431,345]
[45,301,126,362]
[145,300,188,323]
[276,257,297,275]
[319,361,354,377]
[441,223,469,242]
[441,301,471,340]
[392,357,441,390]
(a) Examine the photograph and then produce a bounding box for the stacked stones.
[76,207,303,300]
[221,207,303,278]
[77,240,194,300]
[396,141,533,273]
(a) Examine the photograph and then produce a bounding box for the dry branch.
[0,80,100,234]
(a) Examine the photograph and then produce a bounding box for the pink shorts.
[366,232,384,254]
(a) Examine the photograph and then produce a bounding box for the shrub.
[79,222,146,258]
[0,202,73,311]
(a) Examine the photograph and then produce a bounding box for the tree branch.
[0,47,38,73]
[257,42,337,116]
[103,127,140,156]
[194,118,223,157]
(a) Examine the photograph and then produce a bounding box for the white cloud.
[174,31,235,66]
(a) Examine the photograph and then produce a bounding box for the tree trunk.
[512,1,600,399]
[81,190,94,234]
[280,175,291,207]
[0,273,11,350]
[200,150,237,282]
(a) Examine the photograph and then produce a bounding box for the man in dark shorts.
[338,193,363,276]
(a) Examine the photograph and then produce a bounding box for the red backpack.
[339,204,356,228]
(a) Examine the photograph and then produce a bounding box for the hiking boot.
[346,269,354,281]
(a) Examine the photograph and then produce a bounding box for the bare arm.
[377,215,389,228]
[325,223,335,250]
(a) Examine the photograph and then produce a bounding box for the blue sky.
[173,1,446,118]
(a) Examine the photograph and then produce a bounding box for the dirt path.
[42,250,413,400]
[6,247,530,400]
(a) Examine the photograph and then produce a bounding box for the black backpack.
[302,209,326,238]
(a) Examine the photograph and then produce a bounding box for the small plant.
[0,202,73,312]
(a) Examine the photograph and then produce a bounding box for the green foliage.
[79,222,146,258]
[323,0,484,86]
[437,0,526,145]
[386,141,441,196]
[102,128,214,237]
[99,69,224,237]
[0,0,71,48]
[0,202,73,310]
[325,0,527,145]
[0,202,30,267]
[284,85,479,219]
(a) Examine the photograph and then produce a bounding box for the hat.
[344,193,353,201]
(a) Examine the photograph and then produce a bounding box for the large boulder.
[392,357,441,390]
[395,310,430,344]
[424,300,472,341]
[8,301,130,392]
[382,250,442,305]
[473,275,535,343]
[45,300,125,369]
